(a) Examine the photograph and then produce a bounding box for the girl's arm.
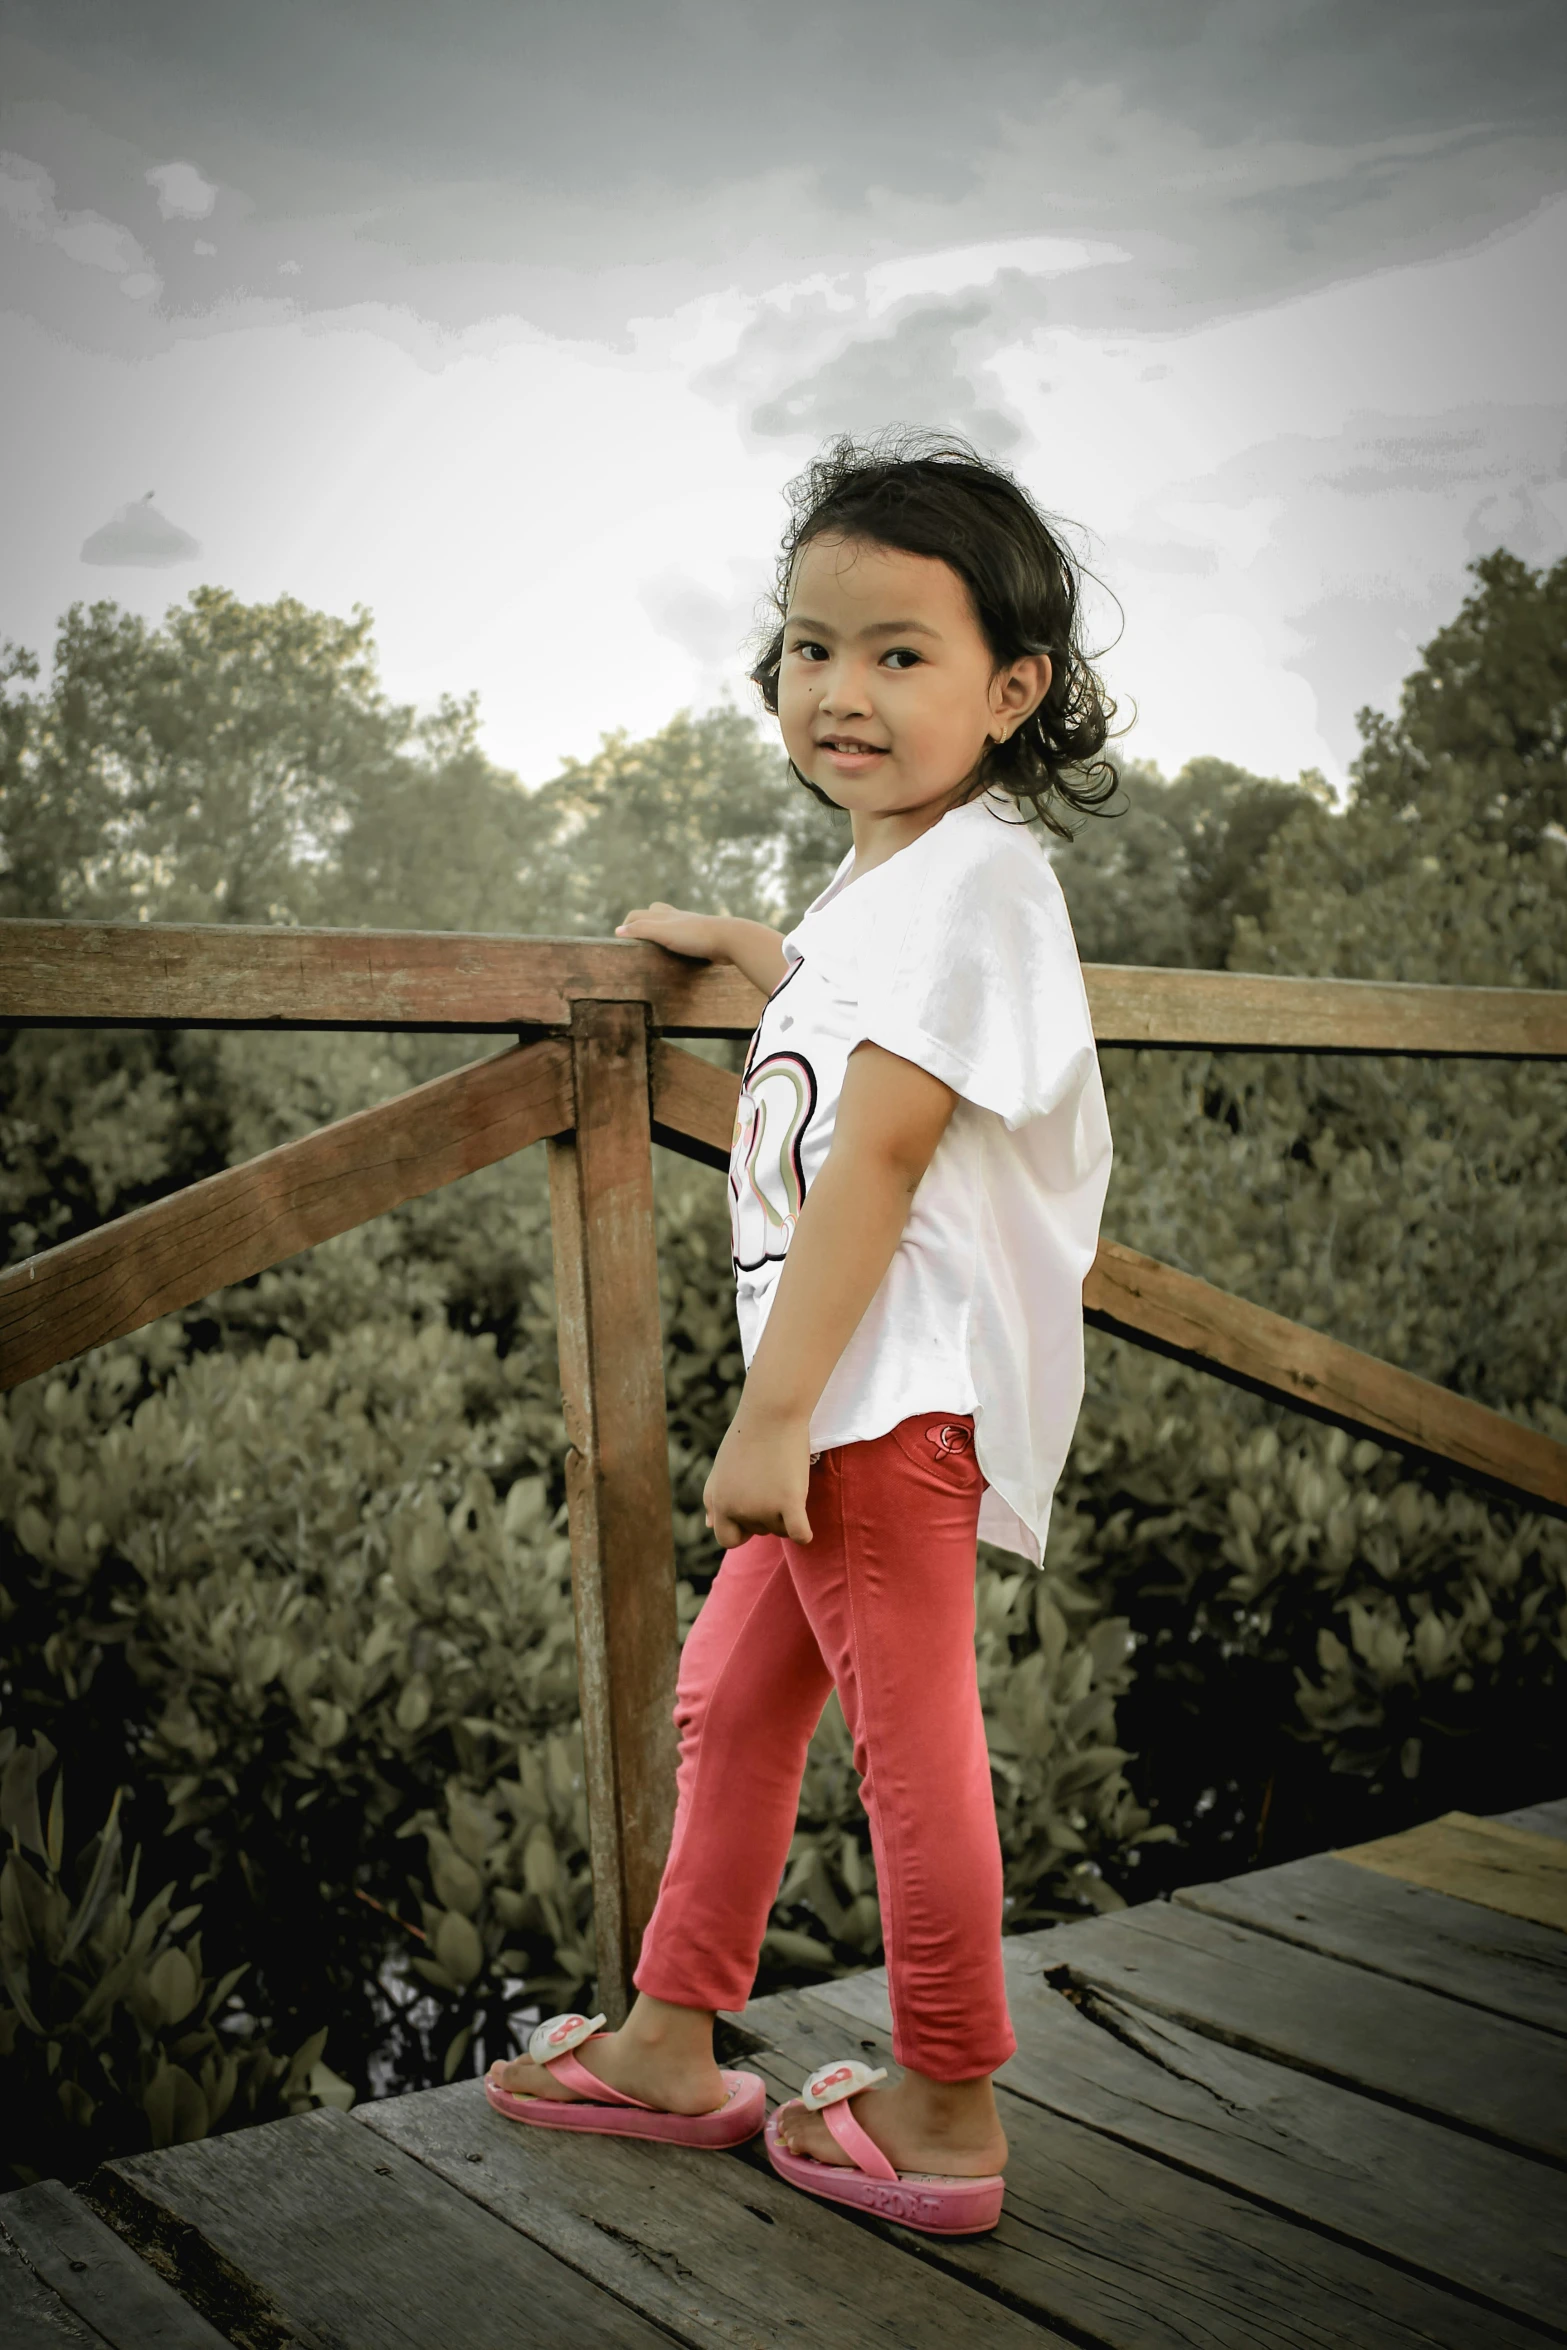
[615,902,789,997]
[704,1042,957,1548]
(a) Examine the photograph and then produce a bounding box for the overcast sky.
[3,0,1565,789]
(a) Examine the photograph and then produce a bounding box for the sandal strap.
[821,2095,898,2181]
[544,2041,653,2108]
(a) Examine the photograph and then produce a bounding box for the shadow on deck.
[5,1801,1566,2350]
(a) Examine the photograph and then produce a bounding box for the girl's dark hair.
[751,430,1119,837]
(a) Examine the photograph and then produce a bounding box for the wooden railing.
[3,917,1565,2018]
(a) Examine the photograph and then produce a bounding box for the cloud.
[751,294,1024,453]
[0,151,160,300]
[12,0,1563,228]
[863,235,1113,317]
[714,280,1047,456]
[80,496,201,568]
[640,569,765,669]
[146,160,217,219]
[5,0,1564,348]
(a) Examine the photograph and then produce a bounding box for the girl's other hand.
[703,1412,814,1549]
[615,902,721,960]
[617,909,790,996]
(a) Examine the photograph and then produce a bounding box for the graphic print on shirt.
[730,955,819,1274]
[729,1050,819,1272]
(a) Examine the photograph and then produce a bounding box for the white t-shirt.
[727,787,1112,1565]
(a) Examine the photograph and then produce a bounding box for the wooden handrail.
[0,1041,573,1388]
[0,920,762,1036]
[3,919,1566,1058]
[648,1044,1567,1518]
[1082,1241,1567,1515]
[1084,964,1567,1060]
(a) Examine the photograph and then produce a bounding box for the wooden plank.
[732,1988,1547,2350]
[1176,1852,1567,2038]
[1083,962,1567,1059]
[360,2080,1058,2350]
[85,2104,672,2350]
[0,2224,104,2349]
[1494,1797,1567,1844]
[1084,1239,1567,1514]
[1029,1899,1567,2161]
[1341,1811,1567,1931]
[6,920,1565,1059]
[1,2179,229,2347]
[786,1950,1567,2332]
[649,1041,1567,1514]
[547,1001,679,2025]
[0,918,765,1037]
[648,1038,737,1171]
[0,1039,573,1391]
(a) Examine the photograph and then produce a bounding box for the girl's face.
[777,534,1050,820]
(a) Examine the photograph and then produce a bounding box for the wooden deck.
[5,1802,1566,2350]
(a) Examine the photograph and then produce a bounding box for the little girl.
[488,432,1116,2237]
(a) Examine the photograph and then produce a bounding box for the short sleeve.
[851,836,1096,1131]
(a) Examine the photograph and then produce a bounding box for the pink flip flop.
[483,2012,765,2149]
[765,2059,1005,2236]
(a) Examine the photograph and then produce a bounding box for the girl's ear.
[991,652,1052,739]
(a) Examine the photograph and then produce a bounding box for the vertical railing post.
[547,998,680,2023]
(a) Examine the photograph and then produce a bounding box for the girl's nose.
[819,671,872,717]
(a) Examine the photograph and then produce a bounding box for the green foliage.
[1052,755,1325,969]
[1047,1345,1567,1880]
[1350,547,1567,850]
[393,1737,598,2082]
[0,1308,578,2079]
[0,589,540,932]
[518,706,849,937]
[980,1535,1169,1920]
[0,586,846,942]
[0,1731,342,2185]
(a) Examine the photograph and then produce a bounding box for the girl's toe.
[491,2057,537,2095]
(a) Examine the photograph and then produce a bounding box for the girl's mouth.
[817,737,887,771]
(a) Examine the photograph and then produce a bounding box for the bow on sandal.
[765,2060,1005,2235]
[484,2012,766,2148]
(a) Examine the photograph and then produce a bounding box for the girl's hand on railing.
[615,903,723,959]
[616,906,790,995]
[703,1409,814,1549]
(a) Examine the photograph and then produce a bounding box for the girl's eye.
[882,647,921,670]
[787,638,828,663]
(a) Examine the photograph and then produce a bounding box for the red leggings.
[634,1410,1016,2081]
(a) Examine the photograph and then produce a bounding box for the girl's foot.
[773,2071,1007,2178]
[488,1995,728,2116]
